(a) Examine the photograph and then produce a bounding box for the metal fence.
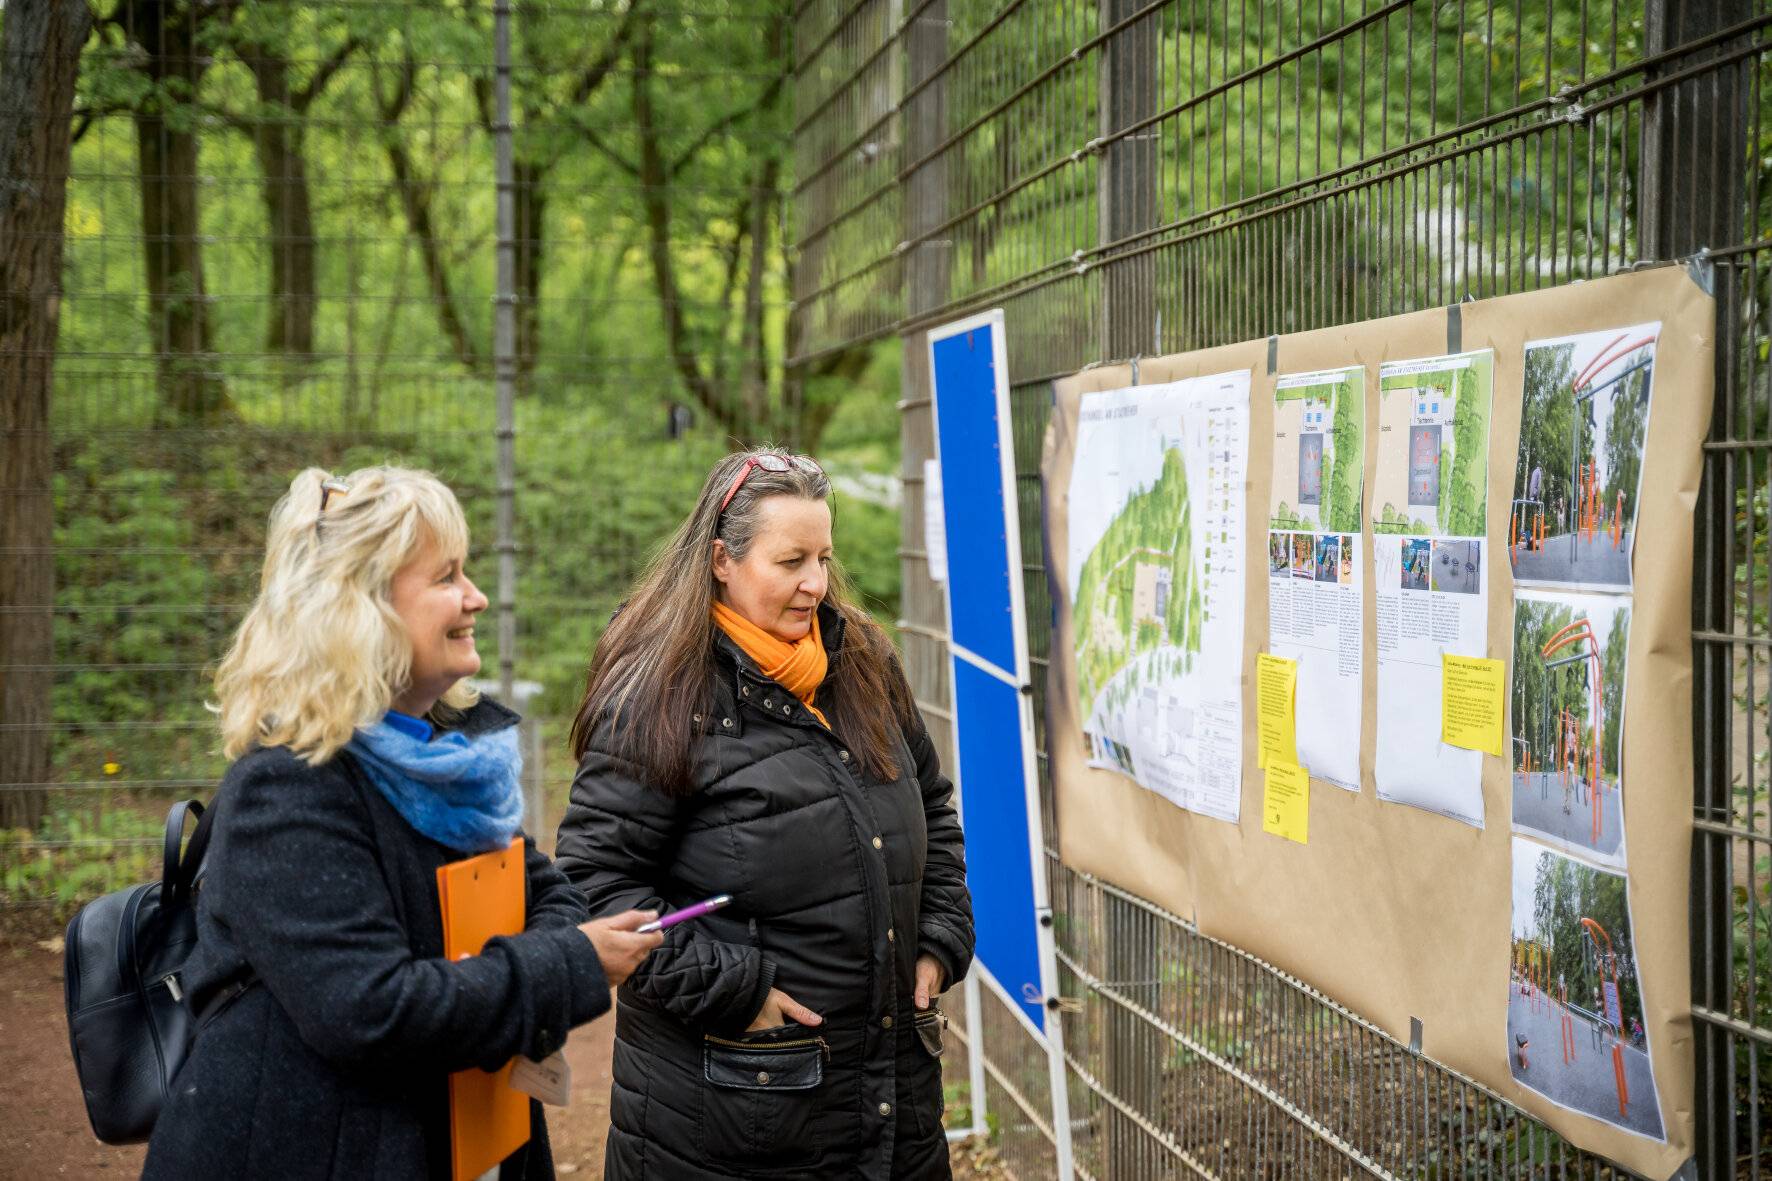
[792,0,1772,1176]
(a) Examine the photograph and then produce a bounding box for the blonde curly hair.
[214,466,477,763]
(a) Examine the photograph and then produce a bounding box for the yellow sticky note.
[1262,761,1309,844]
[1255,653,1298,770]
[1442,653,1506,756]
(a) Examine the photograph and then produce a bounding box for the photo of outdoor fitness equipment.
[1400,538,1430,591]
[1291,533,1315,579]
[1269,532,1291,575]
[1314,534,1339,582]
[1510,324,1659,591]
[1511,592,1630,866]
[1509,839,1662,1139]
[1429,539,1481,594]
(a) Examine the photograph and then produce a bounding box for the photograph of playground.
[1510,323,1659,591]
[1509,839,1663,1139]
[1314,534,1339,582]
[1511,591,1629,866]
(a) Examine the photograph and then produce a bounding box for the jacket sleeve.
[906,707,975,987]
[213,752,610,1075]
[523,832,591,931]
[554,740,774,1032]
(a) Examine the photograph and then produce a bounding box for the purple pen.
[636,894,732,934]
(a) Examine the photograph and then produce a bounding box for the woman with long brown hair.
[555,448,974,1179]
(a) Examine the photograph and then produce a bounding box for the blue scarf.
[347,715,525,854]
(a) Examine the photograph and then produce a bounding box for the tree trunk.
[513,158,545,396]
[378,57,482,373]
[243,44,318,358]
[737,154,778,433]
[631,25,738,437]
[0,0,92,832]
[132,0,234,421]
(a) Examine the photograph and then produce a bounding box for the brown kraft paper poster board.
[1042,266,1712,1177]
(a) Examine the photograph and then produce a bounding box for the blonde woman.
[556,449,974,1179]
[144,467,660,1181]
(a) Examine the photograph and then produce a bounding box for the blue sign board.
[928,310,1051,1039]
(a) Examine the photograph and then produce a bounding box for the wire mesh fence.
[794,0,1772,1176]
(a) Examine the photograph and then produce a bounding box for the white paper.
[1371,350,1495,825]
[1267,366,1365,790]
[923,458,948,584]
[1066,371,1251,822]
[510,1049,572,1106]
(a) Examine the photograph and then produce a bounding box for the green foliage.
[0,802,162,914]
[1443,358,1493,537]
[1324,375,1364,533]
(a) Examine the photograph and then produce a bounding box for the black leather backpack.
[63,799,213,1144]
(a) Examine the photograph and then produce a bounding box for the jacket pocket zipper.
[704,1032,831,1061]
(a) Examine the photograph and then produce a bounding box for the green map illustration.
[1268,371,1364,534]
[1372,352,1493,537]
[1072,447,1205,718]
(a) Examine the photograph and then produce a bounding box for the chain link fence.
[793,0,1772,1176]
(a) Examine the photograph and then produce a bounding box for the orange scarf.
[711,600,830,727]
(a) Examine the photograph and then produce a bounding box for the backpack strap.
[161,799,215,908]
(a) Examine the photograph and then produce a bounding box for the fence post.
[1642,1,1751,1175]
[900,0,973,1140]
[1098,4,1161,1175]
[492,0,519,703]
[1100,0,1159,365]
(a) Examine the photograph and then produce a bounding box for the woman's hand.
[914,954,945,1010]
[746,987,824,1032]
[578,910,664,987]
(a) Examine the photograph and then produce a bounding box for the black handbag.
[63,798,214,1145]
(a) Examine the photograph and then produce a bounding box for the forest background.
[0,0,901,911]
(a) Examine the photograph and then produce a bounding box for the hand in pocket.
[746,987,823,1032]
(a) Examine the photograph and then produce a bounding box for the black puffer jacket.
[554,604,973,1180]
[144,698,608,1180]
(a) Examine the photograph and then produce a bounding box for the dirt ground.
[1,938,1001,1180]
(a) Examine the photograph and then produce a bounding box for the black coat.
[144,698,609,1181]
[554,605,974,1181]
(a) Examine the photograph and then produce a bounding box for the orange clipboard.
[436,836,530,1181]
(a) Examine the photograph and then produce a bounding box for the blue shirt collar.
[382,709,434,742]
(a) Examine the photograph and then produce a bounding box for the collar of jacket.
[710,601,846,719]
[438,693,522,738]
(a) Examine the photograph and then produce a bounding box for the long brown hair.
[570,448,915,793]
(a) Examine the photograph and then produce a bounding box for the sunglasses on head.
[718,453,823,515]
[316,478,350,530]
